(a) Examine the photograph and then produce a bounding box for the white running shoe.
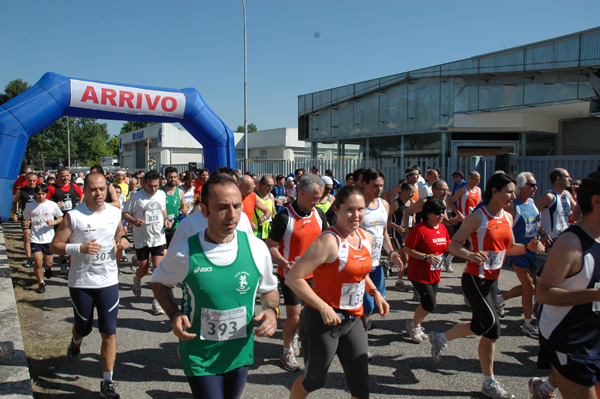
[151,299,164,315]
[406,321,424,343]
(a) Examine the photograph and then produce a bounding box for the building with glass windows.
[298,27,600,173]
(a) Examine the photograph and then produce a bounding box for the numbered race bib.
[167,213,175,223]
[372,235,383,252]
[86,244,115,265]
[145,210,162,224]
[119,194,127,206]
[430,255,443,271]
[482,250,506,271]
[339,280,365,310]
[61,199,73,211]
[200,306,247,341]
[31,215,47,229]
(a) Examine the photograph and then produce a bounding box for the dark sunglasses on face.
[324,186,333,190]
[432,210,446,215]
[525,183,537,187]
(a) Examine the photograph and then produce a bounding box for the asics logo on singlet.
[84,224,96,233]
[193,266,213,273]
[354,256,368,262]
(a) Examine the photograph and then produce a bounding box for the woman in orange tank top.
[285,185,390,399]
[428,173,544,399]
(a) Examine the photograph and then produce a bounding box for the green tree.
[235,123,257,133]
[121,121,153,134]
[0,79,30,105]
[106,136,120,158]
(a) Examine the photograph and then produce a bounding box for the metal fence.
[163,154,600,197]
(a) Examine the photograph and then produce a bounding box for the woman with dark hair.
[285,185,389,399]
[403,198,450,342]
[428,173,544,399]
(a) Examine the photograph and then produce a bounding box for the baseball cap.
[286,176,295,182]
[74,177,84,185]
[322,176,333,185]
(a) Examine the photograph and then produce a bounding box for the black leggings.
[186,366,249,399]
[411,281,438,312]
[300,306,370,399]
[461,273,501,340]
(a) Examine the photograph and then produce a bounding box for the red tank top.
[308,227,373,317]
[465,207,512,280]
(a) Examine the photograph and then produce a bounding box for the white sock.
[72,337,82,346]
[103,371,113,382]
[445,255,454,263]
[483,375,495,383]
[524,318,533,326]
[496,295,505,305]
[283,347,293,354]
[440,333,449,344]
[541,379,556,393]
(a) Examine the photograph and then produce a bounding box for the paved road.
[6,220,558,398]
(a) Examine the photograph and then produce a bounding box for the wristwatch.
[423,254,429,261]
[266,306,279,319]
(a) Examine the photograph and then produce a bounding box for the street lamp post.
[242,0,248,173]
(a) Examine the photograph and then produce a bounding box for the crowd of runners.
[9,161,600,399]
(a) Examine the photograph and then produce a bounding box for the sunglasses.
[525,183,537,187]
[432,210,446,215]
[324,186,333,190]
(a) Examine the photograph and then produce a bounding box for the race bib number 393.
[200,306,247,341]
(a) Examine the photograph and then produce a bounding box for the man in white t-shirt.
[22,184,63,293]
[122,170,171,315]
[51,172,130,399]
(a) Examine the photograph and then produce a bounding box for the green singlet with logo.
[179,231,261,376]
[161,186,181,231]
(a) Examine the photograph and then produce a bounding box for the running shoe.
[382,260,391,277]
[279,350,300,372]
[130,256,138,272]
[132,276,142,297]
[292,335,301,357]
[528,377,556,399]
[25,258,33,268]
[417,325,427,341]
[393,280,410,292]
[36,282,46,294]
[120,255,128,263]
[406,321,424,343]
[100,380,120,399]
[496,300,506,318]
[44,267,53,280]
[67,340,81,363]
[429,331,447,364]
[413,289,421,302]
[365,321,377,332]
[60,262,68,274]
[443,258,454,273]
[152,299,165,315]
[367,351,373,361]
[522,321,539,339]
[481,380,515,399]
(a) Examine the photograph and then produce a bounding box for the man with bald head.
[238,175,272,233]
[51,172,129,399]
[536,168,580,247]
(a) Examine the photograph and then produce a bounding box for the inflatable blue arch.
[0,72,236,221]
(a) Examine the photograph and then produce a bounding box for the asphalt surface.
[6,227,560,398]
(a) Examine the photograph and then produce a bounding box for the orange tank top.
[277,204,324,278]
[242,191,258,224]
[465,207,512,280]
[308,227,373,317]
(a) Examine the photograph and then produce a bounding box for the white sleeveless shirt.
[361,198,388,266]
[67,203,122,288]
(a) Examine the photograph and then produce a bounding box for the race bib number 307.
[200,306,247,341]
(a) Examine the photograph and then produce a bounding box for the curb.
[0,225,34,398]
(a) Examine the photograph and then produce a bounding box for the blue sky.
[1,1,598,137]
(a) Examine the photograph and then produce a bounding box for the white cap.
[322,176,333,185]
[286,176,295,182]
[74,177,84,185]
